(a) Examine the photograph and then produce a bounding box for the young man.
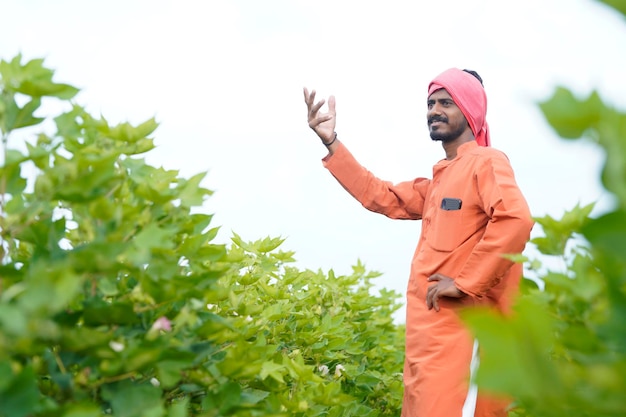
[303,68,533,417]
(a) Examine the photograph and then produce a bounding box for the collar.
[457,140,478,156]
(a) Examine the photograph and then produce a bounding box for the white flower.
[109,341,124,352]
[318,365,329,376]
[150,377,160,387]
[335,364,345,377]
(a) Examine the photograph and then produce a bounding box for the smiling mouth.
[428,118,447,126]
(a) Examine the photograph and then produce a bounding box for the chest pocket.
[427,200,465,252]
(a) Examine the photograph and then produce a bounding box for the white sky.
[2,0,625,322]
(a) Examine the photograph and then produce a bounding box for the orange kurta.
[323,140,533,417]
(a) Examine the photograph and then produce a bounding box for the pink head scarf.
[428,68,490,147]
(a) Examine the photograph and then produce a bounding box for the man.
[303,68,533,417]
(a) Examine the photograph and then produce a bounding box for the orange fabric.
[428,68,490,147]
[323,141,533,417]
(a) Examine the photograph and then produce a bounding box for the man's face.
[427,89,470,143]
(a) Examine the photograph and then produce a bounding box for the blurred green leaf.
[582,210,626,261]
[0,365,39,417]
[463,297,559,399]
[60,403,102,417]
[106,118,158,143]
[177,172,210,208]
[531,203,594,255]
[538,87,603,139]
[598,0,626,15]
[13,97,44,129]
[83,298,139,326]
[134,223,176,251]
[167,399,188,417]
[156,360,189,389]
[101,381,164,417]
[0,55,79,99]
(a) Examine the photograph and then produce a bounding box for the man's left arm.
[454,153,534,299]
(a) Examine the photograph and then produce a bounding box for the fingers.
[310,98,326,116]
[304,87,330,115]
[426,284,440,312]
[303,87,324,118]
[308,114,332,130]
[304,87,334,130]
[427,273,442,311]
[427,273,442,282]
[303,87,314,105]
[303,88,319,109]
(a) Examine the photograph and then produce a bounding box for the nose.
[427,104,442,123]
[428,102,442,116]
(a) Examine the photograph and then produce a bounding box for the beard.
[429,119,468,143]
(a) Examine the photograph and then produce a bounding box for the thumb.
[328,95,336,114]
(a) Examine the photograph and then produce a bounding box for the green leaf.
[106,118,159,143]
[156,360,189,389]
[240,388,270,405]
[0,304,28,336]
[26,139,52,170]
[18,79,79,99]
[258,236,285,253]
[82,298,139,326]
[598,0,626,16]
[260,360,286,383]
[597,110,626,206]
[133,223,176,251]
[0,91,20,133]
[0,163,27,195]
[70,242,127,273]
[18,262,81,315]
[0,55,79,99]
[4,149,26,166]
[124,348,163,373]
[204,382,242,415]
[53,155,118,202]
[60,326,112,352]
[12,97,44,129]
[167,398,189,417]
[61,403,102,417]
[538,87,603,139]
[463,297,559,399]
[101,381,164,417]
[176,172,211,208]
[0,365,39,417]
[531,203,594,256]
[0,361,13,392]
[582,210,626,261]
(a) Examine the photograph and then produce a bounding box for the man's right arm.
[323,142,429,220]
[303,87,428,219]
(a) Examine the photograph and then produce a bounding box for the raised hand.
[303,87,336,144]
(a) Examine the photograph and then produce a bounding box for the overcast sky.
[2,0,625,321]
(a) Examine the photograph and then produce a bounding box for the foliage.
[0,54,405,417]
[463,2,626,416]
